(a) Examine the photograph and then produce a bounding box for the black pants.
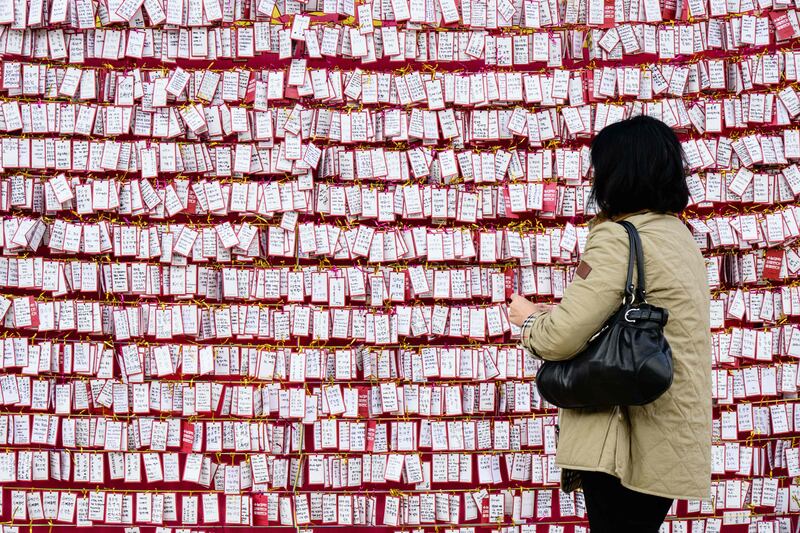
[580,471,673,533]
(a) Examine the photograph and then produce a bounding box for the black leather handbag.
[535,221,674,409]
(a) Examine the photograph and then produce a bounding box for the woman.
[508,115,712,532]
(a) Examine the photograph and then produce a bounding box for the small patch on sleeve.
[575,261,592,279]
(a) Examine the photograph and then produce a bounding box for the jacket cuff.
[520,312,546,360]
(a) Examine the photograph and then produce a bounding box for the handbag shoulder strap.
[618,220,646,303]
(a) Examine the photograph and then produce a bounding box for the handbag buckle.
[624,308,638,323]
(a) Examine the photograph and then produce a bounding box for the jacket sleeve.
[521,220,630,361]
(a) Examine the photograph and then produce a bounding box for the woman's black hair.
[590,115,689,219]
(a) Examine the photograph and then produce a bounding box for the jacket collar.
[612,210,652,222]
[589,210,678,229]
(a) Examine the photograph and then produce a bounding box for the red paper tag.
[763,249,784,280]
[357,386,370,416]
[186,187,198,214]
[661,0,677,19]
[285,85,300,100]
[770,11,795,40]
[585,70,598,103]
[601,0,615,27]
[366,420,376,451]
[481,499,489,522]
[27,296,40,328]
[243,73,256,104]
[252,494,270,525]
[180,422,195,452]
[542,183,558,212]
[504,269,516,298]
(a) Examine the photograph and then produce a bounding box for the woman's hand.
[508,294,554,327]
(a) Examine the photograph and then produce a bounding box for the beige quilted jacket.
[521,211,712,501]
